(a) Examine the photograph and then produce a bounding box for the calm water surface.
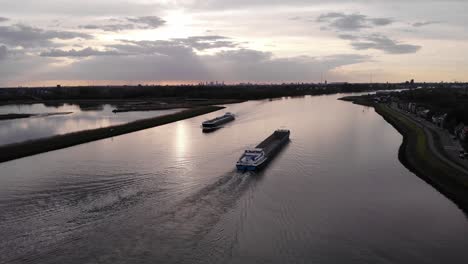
[0,94,467,264]
[0,103,181,145]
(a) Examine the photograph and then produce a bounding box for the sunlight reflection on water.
[0,103,181,145]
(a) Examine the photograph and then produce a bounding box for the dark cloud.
[173,36,239,50]
[111,40,196,57]
[370,18,394,26]
[103,36,239,56]
[208,51,369,82]
[79,16,165,32]
[35,38,368,83]
[0,30,370,84]
[215,48,272,62]
[0,30,370,83]
[40,47,121,57]
[318,12,420,55]
[289,16,302,21]
[126,16,166,28]
[79,25,100,30]
[42,51,208,82]
[350,34,421,54]
[317,12,394,31]
[79,24,136,32]
[0,53,55,85]
[338,34,359,40]
[0,17,9,23]
[0,24,92,48]
[0,45,7,60]
[412,21,441,27]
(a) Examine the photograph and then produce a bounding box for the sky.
[0,0,467,86]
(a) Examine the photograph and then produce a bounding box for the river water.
[0,94,467,264]
[0,103,181,145]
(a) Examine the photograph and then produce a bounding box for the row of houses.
[373,92,392,103]
[394,101,468,144]
[432,113,447,128]
[395,101,448,128]
[454,123,468,141]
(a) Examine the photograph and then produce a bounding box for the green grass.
[376,105,468,189]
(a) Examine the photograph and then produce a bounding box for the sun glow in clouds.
[0,0,468,85]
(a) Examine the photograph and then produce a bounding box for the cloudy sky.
[0,0,467,86]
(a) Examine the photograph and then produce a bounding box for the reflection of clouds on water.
[0,103,79,114]
[0,103,181,145]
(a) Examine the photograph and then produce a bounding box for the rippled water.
[0,95,467,264]
[0,103,181,145]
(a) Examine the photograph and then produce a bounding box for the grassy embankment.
[0,106,224,163]
[342,96,468,209]
[339,95,375,107]
[0,114,34,120]
[112,99,242,113]
[0,112,73,121]
[377,105,468,191]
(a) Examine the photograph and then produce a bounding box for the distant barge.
[202,112,235,132]
[236,129,290,171]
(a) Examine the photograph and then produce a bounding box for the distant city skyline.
[0,0,467,86]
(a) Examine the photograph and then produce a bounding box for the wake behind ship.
[236,129,290,171]
[202,112,235,132]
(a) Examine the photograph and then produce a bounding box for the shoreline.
[0,112,73,121]
[0,98,243,110]
[0,106,224,163]
[340,96,468,211]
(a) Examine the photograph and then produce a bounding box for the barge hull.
[256,130,290,157]
[236,130,290,171]
[202,113,235,132]
[236,164,258,171]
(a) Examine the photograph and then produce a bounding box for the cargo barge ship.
[202,112,235,132]
[236,129,290,171]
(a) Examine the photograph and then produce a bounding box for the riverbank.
[339,95,375,107]
[341,96,468,210]
[0,106,224,163]
[111,99,242,113]
[0,97,242,109]
[0,112,72,121]
[0,114,33,120]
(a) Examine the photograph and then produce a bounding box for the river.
[0,103,181,145]
[0,94,467,264]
